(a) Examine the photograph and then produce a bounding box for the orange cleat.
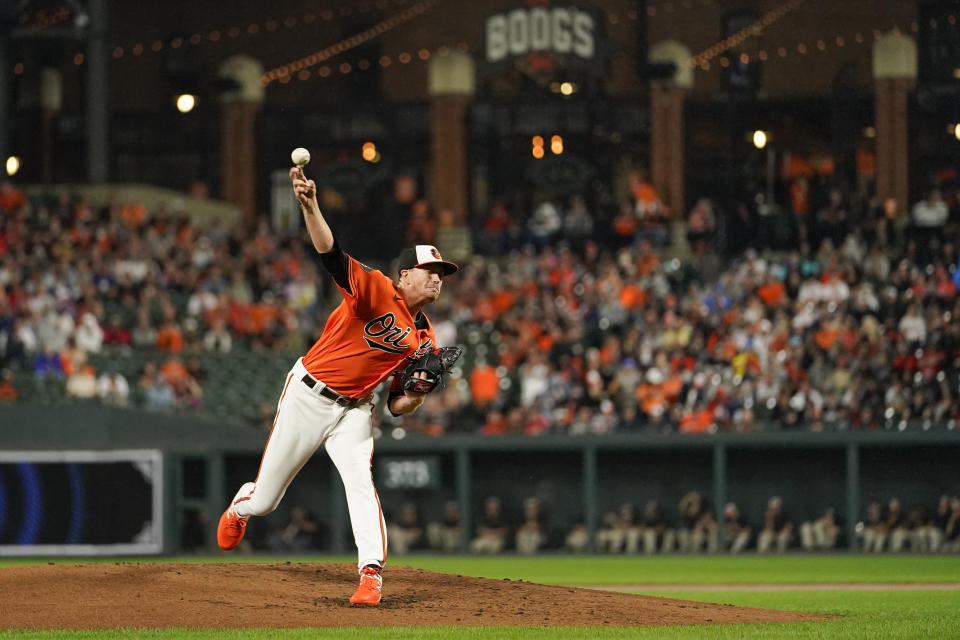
[349,566,382,605]
[216,508,247,550]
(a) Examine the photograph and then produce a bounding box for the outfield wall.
[0,405,957,553]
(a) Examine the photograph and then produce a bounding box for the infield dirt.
[0,562,828,629]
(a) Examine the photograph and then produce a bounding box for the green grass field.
[2,555,958,639]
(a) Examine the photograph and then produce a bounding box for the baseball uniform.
[217,241,457,578]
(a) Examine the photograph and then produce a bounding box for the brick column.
[428,52,475,261]
[648,40,693,220]
[650,84,688,219]
[218,55,264,232]
[430,93,471,225]
[872,32,916,215]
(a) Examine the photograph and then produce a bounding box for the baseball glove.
[401,346,463,394]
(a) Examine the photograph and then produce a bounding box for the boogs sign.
[483,3,605,74]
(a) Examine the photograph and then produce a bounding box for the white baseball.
[291,147,311,166]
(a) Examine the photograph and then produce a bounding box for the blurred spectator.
[677,491,717,553]
[1,316,33,370]
[884,498,910,552]
[140,361,175,411]
[97,363,130,407]
[482,201,514,254]
[858,502,887,553]
[155,353,202,409]
[34,345,65,379]
[944,497,960,552]
[74,312,104,353]
[388,502,426,554]
[187,284,218,319]
[202,316,233,353]
[0,180,27,212]
[910,188,949,254]
[515,497,547,554]
[686,198,717,255]
[723,502,752,553]
[563,194,595,253]
[527,198,563,249]
[926,495,952,553]
[639,500,675,554]
[266,506,323,552]
[564,519,590,553]
[602,503,642,553]
[0,368,19,403]
[155,306,183,352]
[64,351,97,400]
[426,500,461,552]
[595,510,622,553]
[629,169,664,218]
[102,315,132,347]
[611,202,638,249]
[182,317,203,352]
[468,360,500,410]
[813,189,848,249]
[800,507,840,551]
[907,505,933,553]
[469,496,509,554]
[131,307,157,349]
[756,496,793,553]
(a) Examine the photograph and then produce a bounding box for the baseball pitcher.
[216,165,461,606]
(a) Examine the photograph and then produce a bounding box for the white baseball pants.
[231,358,387,570]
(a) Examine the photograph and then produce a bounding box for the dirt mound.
[0,562,828,630]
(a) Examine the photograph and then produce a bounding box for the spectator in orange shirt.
[155,306,184,353]
[0,368,19,403]
[757,275,787,307]
[0,180,27,212]
[160,354,189,387]
[469,360,500,409]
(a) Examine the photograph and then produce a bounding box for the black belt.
[301,374,362,408]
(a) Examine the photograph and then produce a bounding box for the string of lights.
[260,0,443,86]
[103,0,418,61]
[687,0,811,68]
[270,42,470,85]
[17,7,71,30]
[10,0,417,72]
[8,4,955,81]
[701,23,916,71]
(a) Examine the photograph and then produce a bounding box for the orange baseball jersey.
[301,255,435,397]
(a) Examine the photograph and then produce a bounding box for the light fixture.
[550,135,563,155]
[362,142,378,162]
[955,124,960,141]
[532,136,544,159]
[175,94,197,113]
[752,130,768,149]
[864,126,877,138]
[5,156,20,176]
[559,82,575,96]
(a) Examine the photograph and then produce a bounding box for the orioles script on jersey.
[301,256,436,398]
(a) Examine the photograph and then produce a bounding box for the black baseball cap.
[397,244,459,276]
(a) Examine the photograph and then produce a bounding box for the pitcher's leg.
[325,407,387,570]
[234,376,330,518]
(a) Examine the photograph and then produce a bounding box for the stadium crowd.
[1,176,959,438]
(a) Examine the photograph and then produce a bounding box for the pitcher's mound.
[1,562,828,629]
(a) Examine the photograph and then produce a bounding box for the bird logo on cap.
[430,247,441,259]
